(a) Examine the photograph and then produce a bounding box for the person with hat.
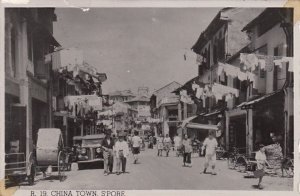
[101,131,114,176]
[113,132,129,175]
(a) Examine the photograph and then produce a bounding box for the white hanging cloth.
[225,94,233,102]
[211,83,239,98]
[240,53,259,70]
[180,90,194,104]
[214,93,223,101]
[195,86,203,99]
[282,57,293,72]
[192,81,198,91]
[258,59,266,70]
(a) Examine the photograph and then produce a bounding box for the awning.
[204,110,222,117]
[73,134,105,141]
[241,90,283,109]
[96,120,112,126]
[180,115,197,128]
[186,123,218,130]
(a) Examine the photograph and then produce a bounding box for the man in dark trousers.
[101,131,114,176]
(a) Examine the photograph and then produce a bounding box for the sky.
[53,8,220,94]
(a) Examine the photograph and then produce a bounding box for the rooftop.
[242,8,285,32]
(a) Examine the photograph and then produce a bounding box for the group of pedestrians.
[156,130,219,175]
[156,134,172,156]
[101,130,142,176]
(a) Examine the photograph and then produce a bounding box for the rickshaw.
[5,152,35,186]
[35,128,67,181]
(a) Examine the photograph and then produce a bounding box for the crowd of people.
[97,127,287,190]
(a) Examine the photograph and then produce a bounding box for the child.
[113,133,129,175]
[255,144,268,189]
[201,130,218,175]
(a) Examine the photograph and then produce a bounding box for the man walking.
[114,132,129,175]
[101,131,114,176]
[163,134,171,157]
[132,131,142,164]
[182,134,192,167]
[157,134,164,156]
[201,130,218,175]
[174,134,182,157]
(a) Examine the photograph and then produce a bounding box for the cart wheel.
[58,151,66,182]
[28,164,35,185]
[236,156,247,173]
[282,159,294,177]
[227,157,235,169]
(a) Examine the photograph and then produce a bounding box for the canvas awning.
[180,115,198,128]
[204,110,222,117]
[241,90,283,109]
[186,123,218,130]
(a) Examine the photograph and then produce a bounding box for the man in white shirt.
[201,130,218,175]
[113,132,129,175]
[173,134,182,157]
[132,131,142,164]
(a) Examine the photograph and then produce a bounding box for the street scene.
[4,7,294,192]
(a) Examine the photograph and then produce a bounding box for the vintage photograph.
[4,7,294,191]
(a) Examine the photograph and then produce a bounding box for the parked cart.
[35,128,67,182]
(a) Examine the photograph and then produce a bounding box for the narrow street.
[20,148,292,191]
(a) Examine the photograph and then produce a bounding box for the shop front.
[242,90,285,154]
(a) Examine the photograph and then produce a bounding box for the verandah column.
[246,109,253,155]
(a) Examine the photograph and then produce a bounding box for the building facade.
[240,8,293,155]
[178,8,293,156]
[150,81,182,138]
[5,8,60,157]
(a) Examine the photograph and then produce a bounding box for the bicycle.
[266,154,294,178]
[227,147,248,172]
[281,155,294,177]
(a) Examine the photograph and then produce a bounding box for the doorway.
[229,115,246,153]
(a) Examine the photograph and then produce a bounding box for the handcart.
[35,128,67,182]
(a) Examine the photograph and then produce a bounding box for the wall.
[227,8,264,56]
[155,82,181,108]
[252,23,287,94]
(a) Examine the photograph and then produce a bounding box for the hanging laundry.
[214,93,223,101]
[237,71,248,81]
[220,71,226,82]
[192,81,198,92]
[195,87,203,99]
[225,94,232,102]
[258,59,266,70]
[273,59,283,68]
[196,54,204,64]
[240,53,259,70]
[217,65,224,76]
[282,57,294,72]
[180,90,194,104]
[202,95,206,108]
